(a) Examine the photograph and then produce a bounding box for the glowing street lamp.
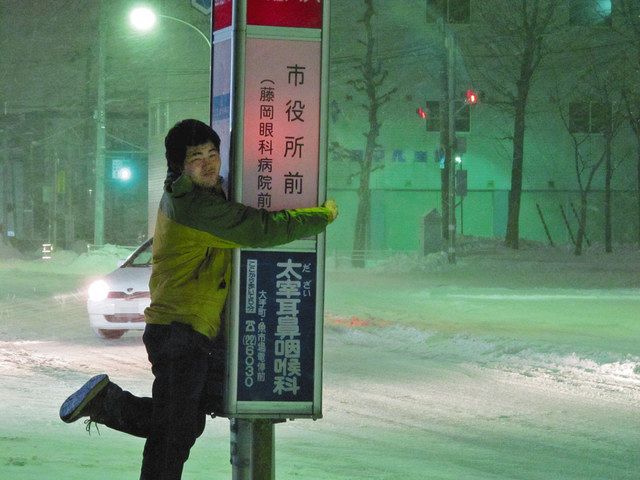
[128,6,211,47]
[129,6,158,31]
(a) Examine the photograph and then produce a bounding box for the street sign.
[237,251,317,403]
[211,3,329,476]
[191,0,212,15]
[212,0,328,421]
[242,38,321,211]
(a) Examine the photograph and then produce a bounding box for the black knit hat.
[164,119,221,173]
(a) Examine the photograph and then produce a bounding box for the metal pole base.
[230,419,276,480]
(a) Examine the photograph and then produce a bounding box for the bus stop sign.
[212,0,329,421]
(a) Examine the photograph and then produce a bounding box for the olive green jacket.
[144,173,331,339]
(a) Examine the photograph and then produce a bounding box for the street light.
[128,6,211,47]
[129,6,157,31]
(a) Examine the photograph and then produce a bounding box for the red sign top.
[247,0,322,29]
[214,1,323,32]
[213,0,233,31]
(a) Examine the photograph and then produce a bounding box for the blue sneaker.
[60,374,109,423]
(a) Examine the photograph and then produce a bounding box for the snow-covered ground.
[0,240,639,479]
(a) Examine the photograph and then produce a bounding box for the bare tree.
[552,55,625,255]
[600,92,625,253]
[342,0,396,267]
[462,0,564,249]
[621,91,640,248]
[553,97,604,255]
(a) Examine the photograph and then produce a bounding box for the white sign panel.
[242,38,321,211]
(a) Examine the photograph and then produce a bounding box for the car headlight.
[88,280,110,302]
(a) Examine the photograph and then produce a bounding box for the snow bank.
[0,244,136,276]
[0,241,23,261]
[361,236,640,278]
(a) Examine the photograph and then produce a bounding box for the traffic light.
[465,89,478,105]
[115,166,132,182]
[416,106,427,119]
[455,169,468,197]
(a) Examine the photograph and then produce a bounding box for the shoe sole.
[60,374,109,423]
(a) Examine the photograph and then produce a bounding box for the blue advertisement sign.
[238,250,317,403]
[212,93,230,121]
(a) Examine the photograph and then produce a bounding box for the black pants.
[96,322,225,480]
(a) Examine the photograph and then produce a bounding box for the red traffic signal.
[416,106,427,119]
[465,89,478,105]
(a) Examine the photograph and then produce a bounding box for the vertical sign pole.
[212,1,329,479]
[230,418,274,480]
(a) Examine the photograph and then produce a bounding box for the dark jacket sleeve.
[168,188,331,248]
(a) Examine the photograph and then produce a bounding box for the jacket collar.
[165,172,224,197]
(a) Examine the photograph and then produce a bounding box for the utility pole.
[94,0,106,246]
[53,151,59,247]
[1,129,6,243]
[444,28,457,264]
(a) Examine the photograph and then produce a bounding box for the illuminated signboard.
[242,38,321,211]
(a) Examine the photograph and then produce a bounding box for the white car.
[87,239,152,339]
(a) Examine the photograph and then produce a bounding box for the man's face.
[184,141,221,188]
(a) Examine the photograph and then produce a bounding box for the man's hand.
[323,199,339,223]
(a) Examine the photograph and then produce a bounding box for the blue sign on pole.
[191,0,212,15]
[237,250,317,403]
[212,93,231,121]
